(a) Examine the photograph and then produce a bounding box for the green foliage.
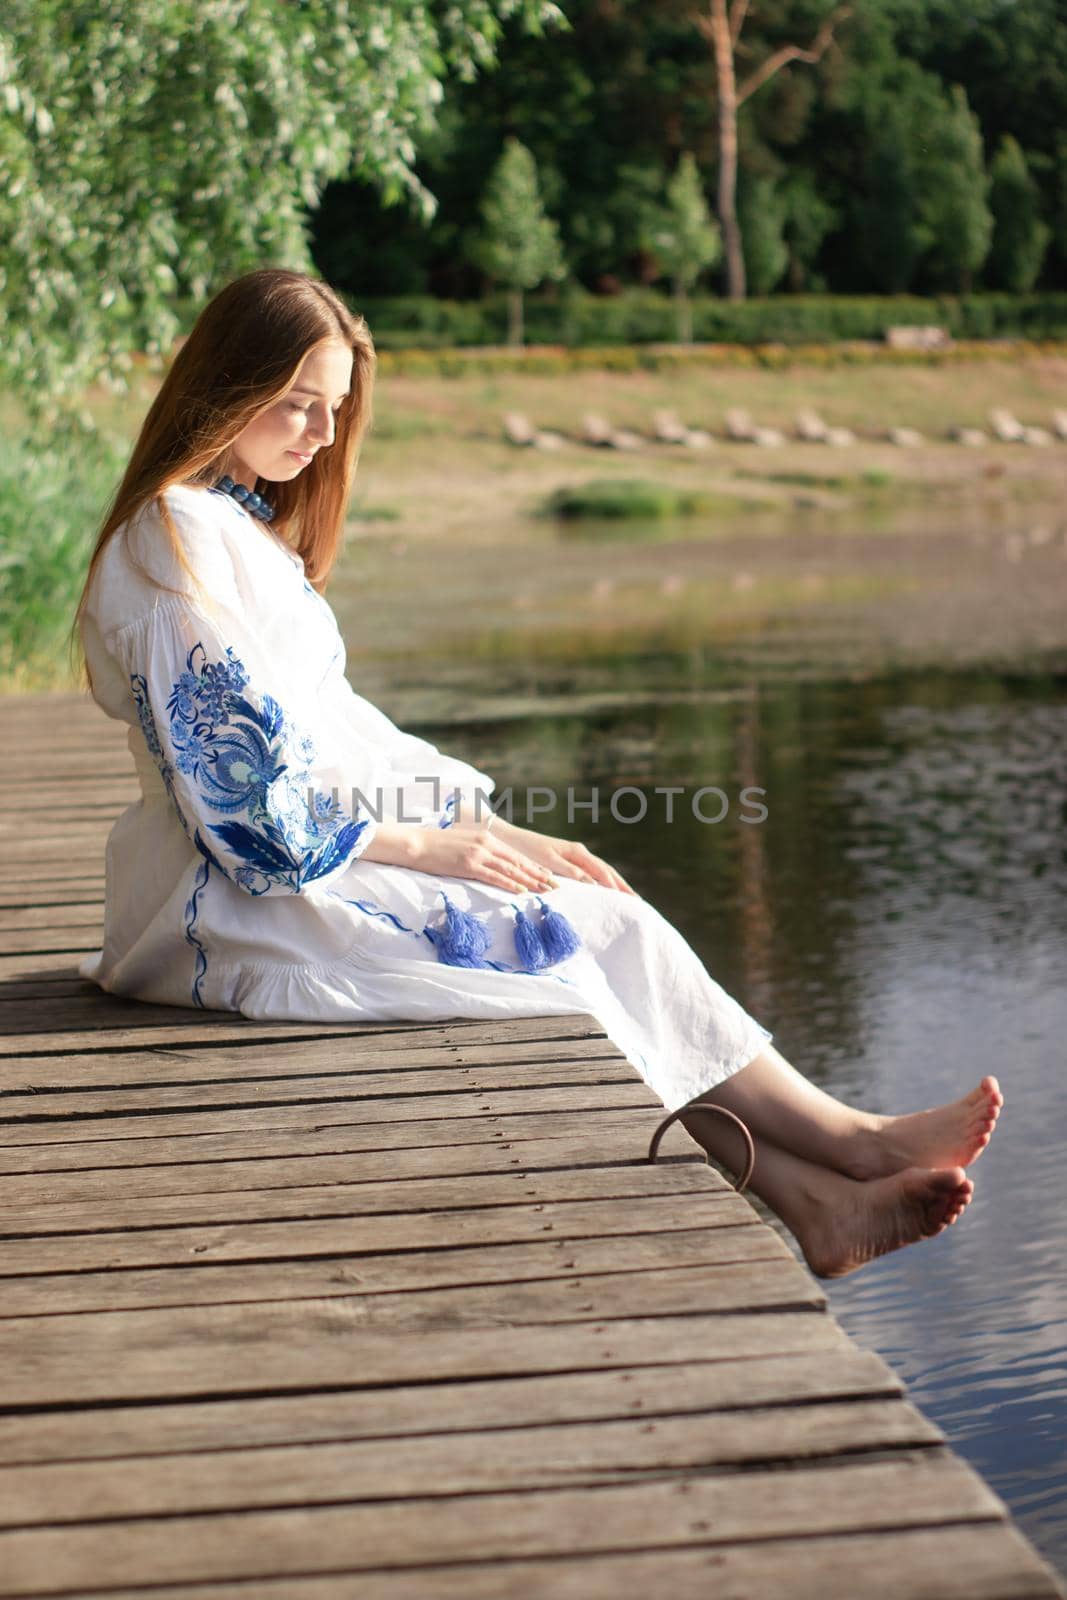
[914,85,992,290]
[467,138,566,291]
[649,154,721,295]
[838,50,992,293]
[0,0,562,405]
[543,479,722,521]
[988,136,1051,294]
[846,93,927,293]
[0,432,126,687]
[780,171,839,292]
[357,289,1067,351]
[646,153,721,343]
[867,0,1067,282]
[306,0,1067,302]
[740,177,789,298]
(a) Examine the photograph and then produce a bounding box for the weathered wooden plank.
[2,839,115,868]
[0,1032,627,1093]
[0,1063,643,1124]
[0,1401,943,1526]
[0,1159,723,1235]
[0,1455,1007,1595]
[0,1086,655,1150]
[0,1008,606,1051]
[1,1307,845,1406]
[0,1108,660,1178]
[0,904,104,931]
[0,980,97,1002]
[0,1158,726,1228]
[0,902,101,928]
[0,952,99,978]
[0,1192,749,1270]
[0,928,99,954]
[0,1347,902,1466]
[60,1525,1063,1600]
[1,1252,819,1324]
[0,1132,705,1201]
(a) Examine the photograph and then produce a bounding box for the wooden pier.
[0,691,1062,1598]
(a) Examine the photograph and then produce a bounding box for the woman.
[75,268,1002,1278]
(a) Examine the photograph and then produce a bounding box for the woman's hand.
[489,819,636,895]
[360,821,562,895]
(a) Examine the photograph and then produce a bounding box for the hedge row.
[376,337,1067,378]
[355,289,1067,350]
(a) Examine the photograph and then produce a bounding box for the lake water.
[414,666,1067,1579]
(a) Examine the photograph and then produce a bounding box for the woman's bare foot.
[851,1076,1003,1180]
[801,1166,974,1280]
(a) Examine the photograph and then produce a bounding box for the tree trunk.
[710,0,746,301]
[696,2,851,304]
[507,288,524,348]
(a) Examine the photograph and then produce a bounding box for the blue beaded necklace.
[213,474,276,522]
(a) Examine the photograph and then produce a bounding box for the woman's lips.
[288,450,313,465]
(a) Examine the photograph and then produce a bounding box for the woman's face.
[225,339,354,485]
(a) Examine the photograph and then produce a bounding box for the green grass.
[738,466,895,491]
[542,478,750,522]
[0,433,125,690]
[350,502,402,522]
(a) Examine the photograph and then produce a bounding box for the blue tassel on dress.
[512,906,549,971]
[537,897,583,963]
[424,894,494,968]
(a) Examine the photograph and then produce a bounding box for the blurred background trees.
[466,138,565,345]
[313,0,1065,307]
[0,0,562,399]
[3,0,1065,397]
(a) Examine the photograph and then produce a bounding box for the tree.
[0,0,562,406]
[844,60,939,293]
[914,84,992,292]
[691,0,851,299]
[871,0,1067,283]
[739,176,788,296]
[467,137,565,345]
[780,170,838,291]
[649,153,721,342]
[987,135,1050,293]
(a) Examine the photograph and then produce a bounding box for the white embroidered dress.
[78,483,769,1111]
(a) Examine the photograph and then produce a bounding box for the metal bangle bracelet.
[648,1098,756,1194]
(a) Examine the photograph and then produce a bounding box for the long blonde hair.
[74,268,375,676]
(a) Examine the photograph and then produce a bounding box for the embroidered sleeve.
[321,666,496,829]
[123,616,376,896]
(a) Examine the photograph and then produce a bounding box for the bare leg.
[680,1110,974,1280]
[704,1044,1002,1180]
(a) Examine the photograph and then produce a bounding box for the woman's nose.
[307,405,334,447]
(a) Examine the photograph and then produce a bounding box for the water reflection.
[418,669,1067,1579]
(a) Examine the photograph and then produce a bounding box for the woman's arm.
[360,817,634,896]
[360,819,559,895]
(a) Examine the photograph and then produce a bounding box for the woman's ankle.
[835,1115,893,1181]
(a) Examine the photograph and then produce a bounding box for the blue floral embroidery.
[330,893,417,934]
[132,642,369,895]
[184,856,211,1007]
[131,673,188,831]
[438,791,458,829]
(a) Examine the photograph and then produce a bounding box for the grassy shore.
[6,345,1067,695]
[353,349,1067,545]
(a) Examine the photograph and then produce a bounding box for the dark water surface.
[419,668,1067,1577]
